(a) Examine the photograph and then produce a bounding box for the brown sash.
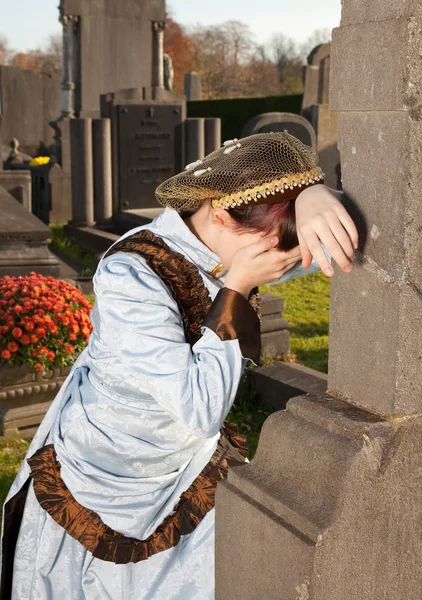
[26,229,257,564]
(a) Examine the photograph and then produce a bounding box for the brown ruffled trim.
[104,229,261,346]
[104,230,213,346]
[27,422,247,564]
[203,288,262,364]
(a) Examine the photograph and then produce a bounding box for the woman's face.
[211,208,276,270]
[183,201,279,270]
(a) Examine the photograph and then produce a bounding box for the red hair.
[228,199,298,252]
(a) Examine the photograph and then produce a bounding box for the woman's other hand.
[224,237,302,298]
[295,184,359,277]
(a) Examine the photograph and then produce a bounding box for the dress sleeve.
[267,243,332,285]
[92,254,260,439]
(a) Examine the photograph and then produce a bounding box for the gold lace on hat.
[155,132,325,211]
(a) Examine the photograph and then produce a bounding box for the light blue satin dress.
[3,208,328,600]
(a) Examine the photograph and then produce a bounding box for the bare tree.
[35,34,62,75]
[0,35,9,65]
[299,28,332,61]
[245,44,280,96]
[267,33,303,94]
[188,21,265,98]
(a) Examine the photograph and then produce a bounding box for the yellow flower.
[29,156,51,166]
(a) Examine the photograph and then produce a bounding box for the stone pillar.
[92,119,113,224]
[318,56,330,105]
[59,13,79,118]
[48,163,72,225]
[69,118,94,226]
[184,72,202,101]
[204,118,221,155]
[152,21,166,89]
[216,3,422,600]
[185,118,205,165]
[0,116,3,172]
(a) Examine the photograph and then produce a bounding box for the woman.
[1,133,357,600]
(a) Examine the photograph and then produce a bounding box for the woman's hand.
[224,237,302,298]
[295,184,358,277]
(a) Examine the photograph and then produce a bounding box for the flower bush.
[29,156,51,167]
[0,273,93,373]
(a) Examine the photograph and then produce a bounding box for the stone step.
[254,362,328,411]
[261,316,289,334]
[260,292,284,315]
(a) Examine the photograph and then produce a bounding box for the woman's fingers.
[246,235,279,258]
[336,205,359,249]
[301,230,334,276]
[326,212,355,262]
[311,220,352,272]
[297,231,313,269]
[266,247,302,275]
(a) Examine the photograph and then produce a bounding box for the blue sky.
[1,0,341,52]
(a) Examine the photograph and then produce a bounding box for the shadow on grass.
[289,323,329,338]
[293,346,328,374]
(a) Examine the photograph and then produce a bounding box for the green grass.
[261,271,331,373]
[228,377,274,459]
[49,226,97,276]
[0,438,30,508]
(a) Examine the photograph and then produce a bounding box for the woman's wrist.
[223,274,252,299]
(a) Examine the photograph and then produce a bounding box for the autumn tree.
[187,20,259,98]
[169,21,323,99]
[164,17,192,93]
[0,34,61,75]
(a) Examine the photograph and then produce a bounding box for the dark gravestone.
[108,99,184,211]
[241,112,317,148]
[0,187,60,277]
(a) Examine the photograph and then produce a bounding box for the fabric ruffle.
[105,229,213,346]
[28,422,247,564]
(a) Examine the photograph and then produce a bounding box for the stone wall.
[0,66,61,155]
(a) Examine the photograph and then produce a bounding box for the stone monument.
[0,187,60,277]
[241,112,317,148]
[163,53,174,91]
[58,0,166,118]
[215,2,422,599]
[184,72,203,101]
[301,43,340,189]
[0,66,61,156]
[302,43,331,113]
[101,90,185,212]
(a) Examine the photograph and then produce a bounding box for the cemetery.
[0,0,421,598]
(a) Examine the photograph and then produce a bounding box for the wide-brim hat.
[155,132,325,211]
